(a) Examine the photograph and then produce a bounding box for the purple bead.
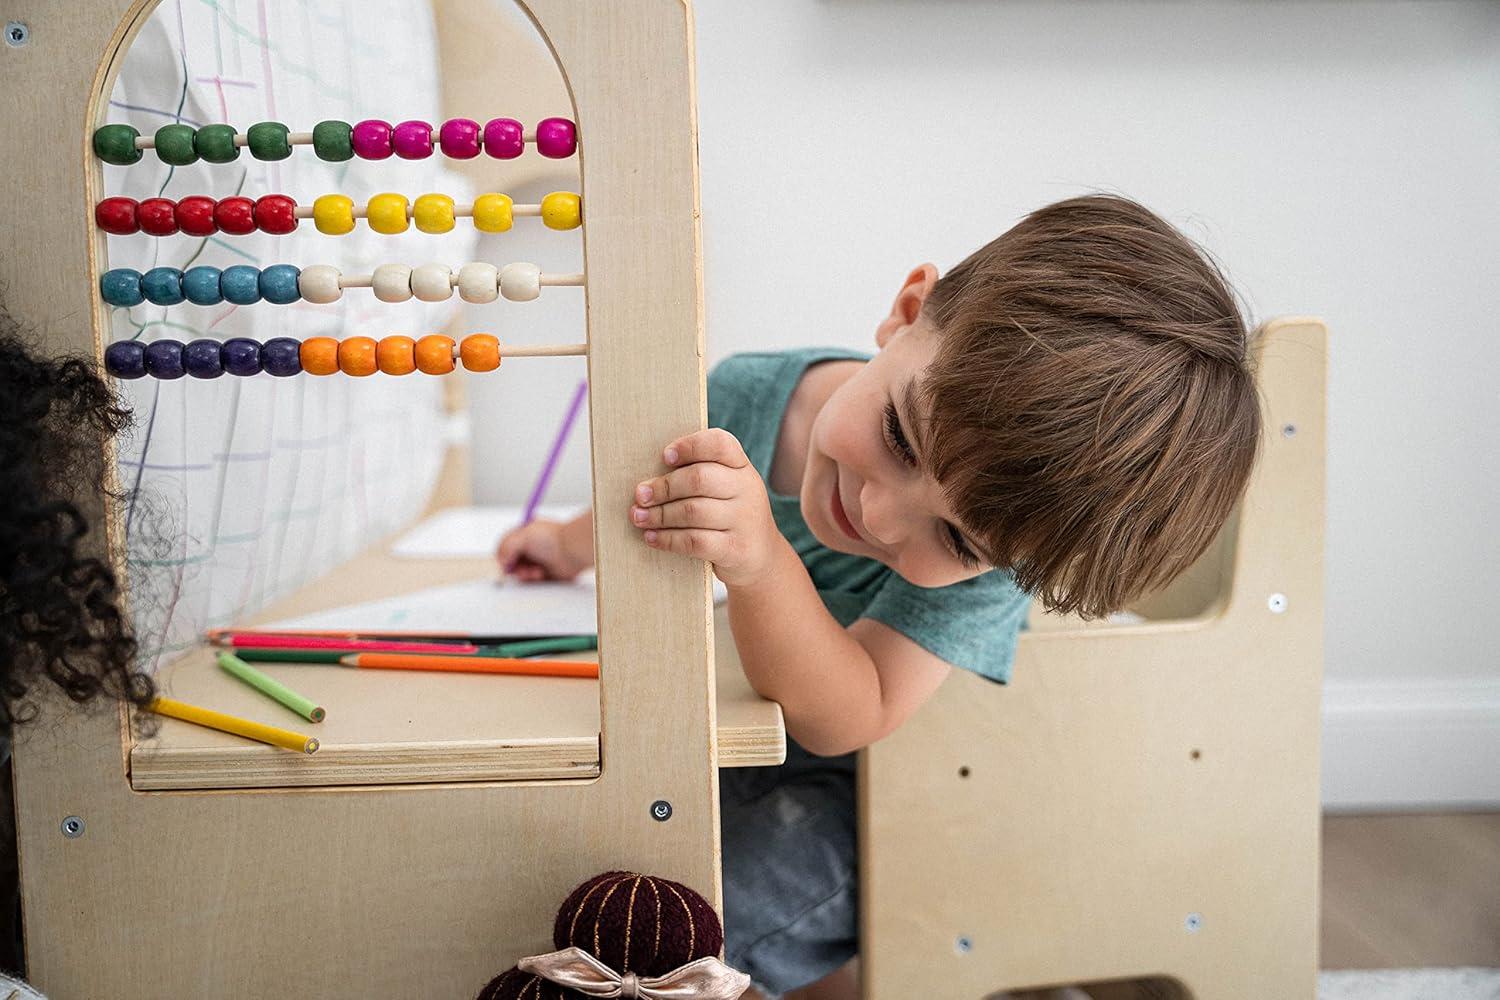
[104,340,147,379]
[143,339,186,380]
[535,117,577,159]
[222,337,264,377]
[392,120,433,159]
[184,339,225,379]
[262,337,303,377]
[351,119,393,160]
[482,117,524,159]
[439,117,480,159]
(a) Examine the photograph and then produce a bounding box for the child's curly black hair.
[0,308,155,727]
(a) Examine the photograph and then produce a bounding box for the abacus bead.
[300,336,340,376]
[351,119,393,159]
[313,193,356,235]
[100,269,145,307]
[460,334,501,373]
[144,339,186,380]
[137,198,179,236]
[457,262,499,304]
[246,121,292,161]
[220,265,262,305]
[338,336,379,376]
[367,193,410,235]
[535,117,577,159]
[184,339,225,378]
[214,196,257,235]
[414,335,456,375]
[93,124,143,165]
[392,120,433,159]
[175,195,218,237]
[439,118,480,159]
[154,123,199,166]
[222,337,264,376]
[413,193,456,234]
[372,264,413,303]
[499,262,541,302]
[194,123,240,163]
[541,191,582,231]
[140,267,185,305]
[253,194,298,235]
[376,335,417,376]
[472,193,514,233]
[298,264,343,304]
[262,337,303,377]
[95,197,139,235]
[411,263,453,302]
[181,266,224,305]
[259,264,302,304]
[311,120,353,162]
[104,341,147,379]
[482,118,524,159]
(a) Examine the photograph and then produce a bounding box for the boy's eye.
[885,399,983,570]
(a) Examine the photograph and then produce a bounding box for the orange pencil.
[338,653,598,679]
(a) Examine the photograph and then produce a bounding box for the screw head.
[954,935,973,954]
[1185,912,1203,932]
[1268,593,1288,614]
[61,816,84,839]
[5,22,29,47]
[650,799,673,822]
[1282,424,1297,438]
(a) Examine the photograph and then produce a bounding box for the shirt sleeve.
[859,568,1031,684]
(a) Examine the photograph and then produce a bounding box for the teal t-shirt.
[707,347,1030,684]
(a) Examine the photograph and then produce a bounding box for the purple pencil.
[505,378,589,573]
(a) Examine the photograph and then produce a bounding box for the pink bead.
[536,117,577,159]
[351,119,393,159]
[439,118,481,159]
[483,118,524,159]
[392,120,433,159]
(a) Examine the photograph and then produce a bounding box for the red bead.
[253,194,298,235]
[137,197,179,236]
[95,197,139,235]
[175,195,218,237]
[214,196,256,235]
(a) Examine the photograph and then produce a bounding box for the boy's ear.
[876,263,939,349]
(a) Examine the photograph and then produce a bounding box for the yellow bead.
[413,193,456,234]
[366,192,410,235]
[541,191,581,231]
[472,193,513,233]
[312,194,355,236]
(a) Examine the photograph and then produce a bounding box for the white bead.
[297,264,343,304]
[499,262,541,302]
[456,262,499,304]
[411,263,454,303]
[372,263,413,303]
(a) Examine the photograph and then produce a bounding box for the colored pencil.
[234,649,350,665]
[216,652,326,723]
[147,697,319,754]
[215,634,481,654]
[504,377,589,574]
[338,653,598,679]
[490,634,598,658]
[231,634,599,665]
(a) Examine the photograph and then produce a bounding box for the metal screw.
[1268,593,1288,614]
[954,935,973,954]
[650,799,673,822]
[1282,424,1297,438]
[60,816,84,839]
[1184,912,1202,933]
[958,765,971,778]
[5,22,29,47]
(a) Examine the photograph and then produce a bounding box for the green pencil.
[216,652,326,723]
[233,649,348,665]
[491,634,598,658]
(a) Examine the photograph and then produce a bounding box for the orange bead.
[338,336,379,377]
[300,336,340,376]
[459,333,501,373]
[376,335,417,375]
[414,334,455,375]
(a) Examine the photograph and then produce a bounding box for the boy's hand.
[630,428,783,589]
[496,517,592,582]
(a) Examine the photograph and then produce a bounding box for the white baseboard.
[1322,677,1500,811]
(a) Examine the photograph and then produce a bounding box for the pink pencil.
[213,634,480,655]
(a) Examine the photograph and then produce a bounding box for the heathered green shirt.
[707,347,1030,684]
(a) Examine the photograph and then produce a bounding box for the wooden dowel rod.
[498,343,587,358]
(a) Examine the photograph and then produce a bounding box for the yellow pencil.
[147,697,319,754]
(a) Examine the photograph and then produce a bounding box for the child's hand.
[496,518,592,582]
[630,428,783,589]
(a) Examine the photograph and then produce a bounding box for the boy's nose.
[858,483,907,549]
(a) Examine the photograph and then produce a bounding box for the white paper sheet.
[391,505,582,559]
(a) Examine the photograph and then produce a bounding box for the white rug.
[1319,969,1500,1000]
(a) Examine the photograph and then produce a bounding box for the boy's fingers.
[631,496,735,531]
[663,428,749,470]
[642,526,727,562]
[636,462,737,506]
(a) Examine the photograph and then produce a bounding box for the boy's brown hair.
[919,194,1261,619]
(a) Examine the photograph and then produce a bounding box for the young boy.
[495,194,1261,998]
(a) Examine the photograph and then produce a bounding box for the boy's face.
[801,264,993,588]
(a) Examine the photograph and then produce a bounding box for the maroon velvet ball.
[552,871,723,977]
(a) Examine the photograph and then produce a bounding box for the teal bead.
[100,269,145,307]
[182,266,224,305]
[154,124,198,166]
[246,121,292,161]
[312,120,353,162]
[93,124,142,165]
[258,264,301,304]
[140,267,185,306]
[220,265,262,305]
[194,124,240,163]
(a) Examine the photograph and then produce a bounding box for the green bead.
[311,120,353,162]
[93,124,142,165]
[246,121,292,161]
[194,123,240,163]
[154,123,199,166]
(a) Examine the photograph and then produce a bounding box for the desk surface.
[131,543,785,790]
